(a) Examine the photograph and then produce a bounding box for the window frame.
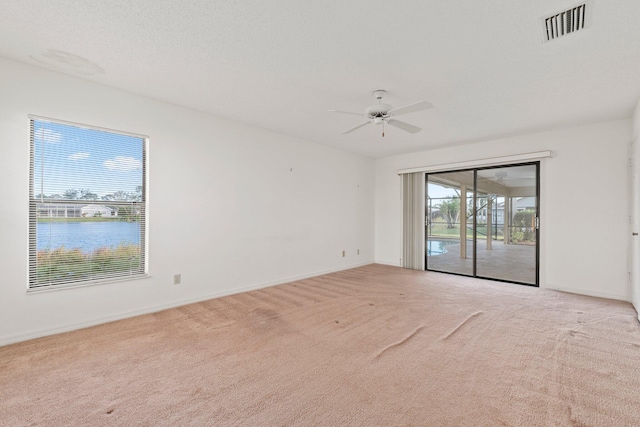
[28,115,148,291]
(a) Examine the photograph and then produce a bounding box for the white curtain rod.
[397,151,552,175]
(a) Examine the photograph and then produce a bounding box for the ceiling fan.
[329,90,433,137]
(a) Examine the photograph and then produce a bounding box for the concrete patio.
[426,238,536,285]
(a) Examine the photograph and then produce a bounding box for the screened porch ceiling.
[427,165,536,198]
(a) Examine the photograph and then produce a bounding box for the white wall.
[0,58,375,345]
[375,119,632,301]
[631,97,640,314]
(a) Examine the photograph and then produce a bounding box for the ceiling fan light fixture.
[366,104,392,118]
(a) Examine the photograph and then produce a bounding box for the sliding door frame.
[425,161,540,287]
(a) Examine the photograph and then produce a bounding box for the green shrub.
[36,244,141,284]
[511,231,525,243]
[511,209,536,243]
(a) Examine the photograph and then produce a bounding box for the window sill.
[27,274,150,294]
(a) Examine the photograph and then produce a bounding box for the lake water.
[37,221,141,252]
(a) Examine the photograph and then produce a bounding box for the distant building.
[37,203,82,218]
[36,203,118,218]
[514,196,536,212]
[477,197,536,226]
[81,205,118,217]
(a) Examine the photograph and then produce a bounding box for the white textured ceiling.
[1,0,639,158]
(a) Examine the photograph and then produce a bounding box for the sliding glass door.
[426,163,539,286]
[475,165,538,284]
[426,170,474,276]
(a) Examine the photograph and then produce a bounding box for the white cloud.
[68,152,90,160]
[103,156,142,171]
[33,128,62,144]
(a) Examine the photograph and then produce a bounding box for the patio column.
[460,185,467,259]
[504,196,511,244]
[486,196,493,250]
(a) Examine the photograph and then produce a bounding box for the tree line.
[36,186,142,202]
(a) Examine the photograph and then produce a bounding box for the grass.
[428,222,504,241]
[35,244,142,285]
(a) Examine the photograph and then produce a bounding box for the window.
[29,116,147,290]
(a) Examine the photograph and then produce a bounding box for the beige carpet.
[1,264,640,426]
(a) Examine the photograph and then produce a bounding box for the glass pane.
[475,165,537,284]
[30,119,145,288]
[426,170,474,276]
[32,120,143,200]
[34,204,143,283]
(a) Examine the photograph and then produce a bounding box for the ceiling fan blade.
[342,121,371,134]
[328,109,364,117]
[388,100,433,116]
[387,119,422,134]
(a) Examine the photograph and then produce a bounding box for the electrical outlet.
[341,250,346,257]
[174,274,181,285]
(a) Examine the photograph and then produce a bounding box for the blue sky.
[427,182,460,200]
[32,120,143,198]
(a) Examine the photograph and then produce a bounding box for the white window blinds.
[28,116,147,290]
[402,172,425,270]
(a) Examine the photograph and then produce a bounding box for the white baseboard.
[0,261,374,347]
[373,262,632,303]
[550,285,629,302]
[374,260,402,267]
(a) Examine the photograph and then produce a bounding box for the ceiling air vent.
[542,2,590,42]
